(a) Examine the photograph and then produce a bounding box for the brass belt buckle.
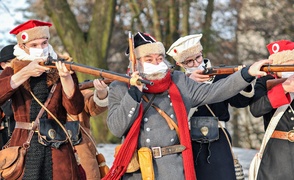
[151,146,162,158]
[287,130,294,142]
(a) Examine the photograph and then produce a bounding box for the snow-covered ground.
[97,144,258,179]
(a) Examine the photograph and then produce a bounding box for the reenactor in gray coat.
[105,32,271,180]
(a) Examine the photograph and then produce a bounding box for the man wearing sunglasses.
[167,34,254,180]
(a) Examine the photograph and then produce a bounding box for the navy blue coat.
[192,74,253,180]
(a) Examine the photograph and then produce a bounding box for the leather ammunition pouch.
[38,119,82,148]
[190,116,219,143]
[65,121,82,146]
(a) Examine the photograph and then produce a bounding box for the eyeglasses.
[181,54,203,68]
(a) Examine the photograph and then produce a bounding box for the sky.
[0,0,28,47]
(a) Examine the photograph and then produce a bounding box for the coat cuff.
[268,83,290,108]
[241,66,255,83]
[239,83,255,98]
[93,88,109,107]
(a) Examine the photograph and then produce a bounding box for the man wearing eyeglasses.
[167,34,254,180]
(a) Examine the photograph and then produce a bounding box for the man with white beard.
[104,32,271,180]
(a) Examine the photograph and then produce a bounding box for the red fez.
[10,20,52,44]
[267,40,294,64]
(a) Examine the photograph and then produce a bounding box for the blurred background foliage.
[1,0,293,147]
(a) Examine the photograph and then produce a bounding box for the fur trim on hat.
[16,26,50,44]
[172,43,203,63]
[270,49,294,64]
[134,42,165,58]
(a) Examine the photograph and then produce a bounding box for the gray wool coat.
[107,70,253,180]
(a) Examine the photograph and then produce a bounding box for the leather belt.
[151,145,186,158]
[15,121,35,131]
[271,130,294,142]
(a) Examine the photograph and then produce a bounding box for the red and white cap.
[10,19,52,44]
[267,40,294,64]
[167,34,203,63]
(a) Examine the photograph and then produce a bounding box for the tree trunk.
[44,0,116,81]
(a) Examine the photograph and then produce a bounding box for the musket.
[266,78,286,90]
[41,56,154,86]
[202,64,294,75]
[128,31,136,73]
[79,79,113,90]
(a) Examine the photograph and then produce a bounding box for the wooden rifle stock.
[202,65,244,75]
[42,56,154,86]
[79,79,113,90]
[202,64,294,75]
[128,31,136,73]
[266,78,287,90]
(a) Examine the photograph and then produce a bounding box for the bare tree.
[15,0,294,146]
[43,0,116,80]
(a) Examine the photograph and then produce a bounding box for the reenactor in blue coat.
[167,34,253,180]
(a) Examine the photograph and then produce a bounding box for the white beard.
[144,71,167,80]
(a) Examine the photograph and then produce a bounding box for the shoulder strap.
[143,95,180,138]
[143,94,156,114]
[31,84,57,131]
[24,84,57,148]
[205,104,236,158]
[29,84,74,147]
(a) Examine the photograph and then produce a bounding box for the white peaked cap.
[167,34,203,63]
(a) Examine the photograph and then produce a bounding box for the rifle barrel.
[202,64,294,75]
[79,79,113,90]
[43,56,153,86]
[266,78,286,90]
[260,64,294,72]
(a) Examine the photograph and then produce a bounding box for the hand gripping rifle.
[127,31,149,90]
[41,56,154,86]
